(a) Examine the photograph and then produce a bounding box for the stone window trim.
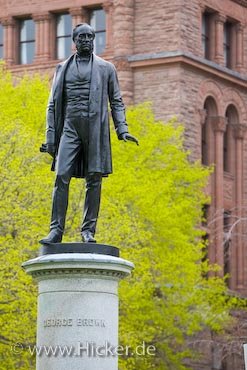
[200,8,244,72]
[32,12,53,62]
[232,123,247,139]
[210,116,227,132]
[0,3,111,65]
[216,13,244,71]
[0,16,17,65]
[200,8,216,62]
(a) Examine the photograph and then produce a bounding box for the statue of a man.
[40,23,138,244]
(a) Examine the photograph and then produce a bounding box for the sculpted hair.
[72,23,95,41]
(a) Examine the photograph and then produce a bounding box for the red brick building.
[1,0,247,366]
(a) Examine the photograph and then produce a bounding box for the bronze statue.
[40,23,138,244]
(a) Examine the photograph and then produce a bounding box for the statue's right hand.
[40,143,56,158]
[46,144,56,158]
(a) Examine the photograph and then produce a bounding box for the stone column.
[69,8,89,53]
[102,1,114,56]
[22,243,134,370]
[1,16,17,65]
[236,23,244,73]
[70,7,89,28]
[211,116,227,274]
[233,124,246,289]
[33,13,52,62]
[214,14,226,65]
[112,0,134,105]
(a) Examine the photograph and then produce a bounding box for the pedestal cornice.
[22,252,134,281]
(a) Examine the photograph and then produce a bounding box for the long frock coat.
[45,53,128,178]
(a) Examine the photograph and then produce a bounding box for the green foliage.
[0,63,51,369]
[0,66,240,369]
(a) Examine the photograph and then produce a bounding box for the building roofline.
[128,51,247,88]
[231,0,247,7]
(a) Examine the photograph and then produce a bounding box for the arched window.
[202,97,218,165]
[224,105,238,172]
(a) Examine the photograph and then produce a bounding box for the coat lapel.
[89,54,100,114]
[53,55,74,100]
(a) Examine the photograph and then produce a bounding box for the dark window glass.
[202,204,209,227]
[201,203,209,278]
[20,19,35,64]
[0,24,3,59]
[223,211,231,280]
[201,123,208,165]
[223,129,229,172]
[90,9,106,55]
[202,13,210,59]
[224,22,232,68]
[56,14,72,60]
[202,233,209,278]
[224,105,238,173]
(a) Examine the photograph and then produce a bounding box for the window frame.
[55,13,72,60]
[19,18,35,65]
[90,8,106,55]
[202,12,210,59]
[223,21,232,68]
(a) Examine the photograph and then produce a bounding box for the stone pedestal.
[22,243,134,370]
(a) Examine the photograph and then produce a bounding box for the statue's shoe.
[39,230,63,244]
[81,231,96,243]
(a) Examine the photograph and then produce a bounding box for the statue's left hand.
[120,133,139,146]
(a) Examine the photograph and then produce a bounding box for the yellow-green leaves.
[0,64,50,369]
[0,69,238,370]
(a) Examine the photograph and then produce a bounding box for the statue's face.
[74,25,95,55]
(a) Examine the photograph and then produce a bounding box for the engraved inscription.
[77,318,106,327]
[43,318,106,328]
[44,318,73,327]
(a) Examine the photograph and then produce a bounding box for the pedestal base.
[22,244,134,370]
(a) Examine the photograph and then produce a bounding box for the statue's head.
[72,23,95,56]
